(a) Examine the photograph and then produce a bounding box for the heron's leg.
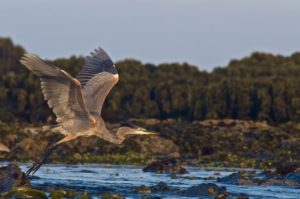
[26,144,56,176]
[26,133,79,176]
[55,133,79,145]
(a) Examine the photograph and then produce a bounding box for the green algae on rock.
[49,190,91,199]
[1,187,47,199]
[102,193,123,199]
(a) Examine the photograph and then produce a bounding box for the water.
[2,163,300,198]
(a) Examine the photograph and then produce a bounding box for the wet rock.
[217,170,259,185]
[1,187,47,199]
[150,182,170,191]
[180,183,228,197]
[150,182,176,193]
[140,197,162,199]
[219,168,300,187]
[204,176,216,180]
[260,171,300,187]
[275,160,300,175]
[132,183,180,198]
[236,194,250,199]
[285,172,300,185]
[214,172,221,176]
[133,182,178,195]
[0,163,30,193]
[78,169,98,174]
[143,158,188,174]
[28,175,41,180]
[132,185,152,194]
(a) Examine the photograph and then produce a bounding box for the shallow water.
[3,163,300,198]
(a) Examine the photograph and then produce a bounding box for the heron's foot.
[26,161,43,176]
[26,144,56,176]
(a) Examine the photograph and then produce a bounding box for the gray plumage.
[20,47,156,175]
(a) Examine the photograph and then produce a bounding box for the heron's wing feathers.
[20,54,92,125]
[76,48,119,116]
[82,72,119,116]
[76,47,118,86]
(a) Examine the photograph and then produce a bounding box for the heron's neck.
[114,126,133,145]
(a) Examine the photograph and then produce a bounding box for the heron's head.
[116,126,158,144]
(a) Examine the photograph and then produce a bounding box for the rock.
[133,136,180,157]
[275,160,300,175]
[150,182,175,193]
[129,118,161,126]
[180,183,228,197]
[214,172,221,176]
[0,163,31,193]
[219,168,300,187]
[162,119,177,125]
[78,169,98,174]
[261,169,300,186]
[11,137,46,160]
[196,119,270,130]
[132,185,152,194]
[236,194,250,199]
[285,172,300,185]
[133,182,178,195]
[217,170,259,185]
[201,146,215,155]
[143,158,188,174]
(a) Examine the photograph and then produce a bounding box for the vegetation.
[2,37,300,123]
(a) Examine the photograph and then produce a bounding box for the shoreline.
[0,118,299,170]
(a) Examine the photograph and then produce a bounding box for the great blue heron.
[0,143,10,153]
[20,47,157,175]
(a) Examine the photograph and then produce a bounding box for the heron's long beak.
[134,128,158,135]
[136,131,158,135]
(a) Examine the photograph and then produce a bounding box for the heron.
[0,143,10,153]
[20,47,157,176]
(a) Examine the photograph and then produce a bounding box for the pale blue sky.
[1,0,300,71]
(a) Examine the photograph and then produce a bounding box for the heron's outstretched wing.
[0,143,10,152]
[20,54,93,126]
[76,48,119,116]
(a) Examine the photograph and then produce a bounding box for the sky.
[1,0,300,71]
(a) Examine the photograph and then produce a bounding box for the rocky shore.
[0,119,299,170]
